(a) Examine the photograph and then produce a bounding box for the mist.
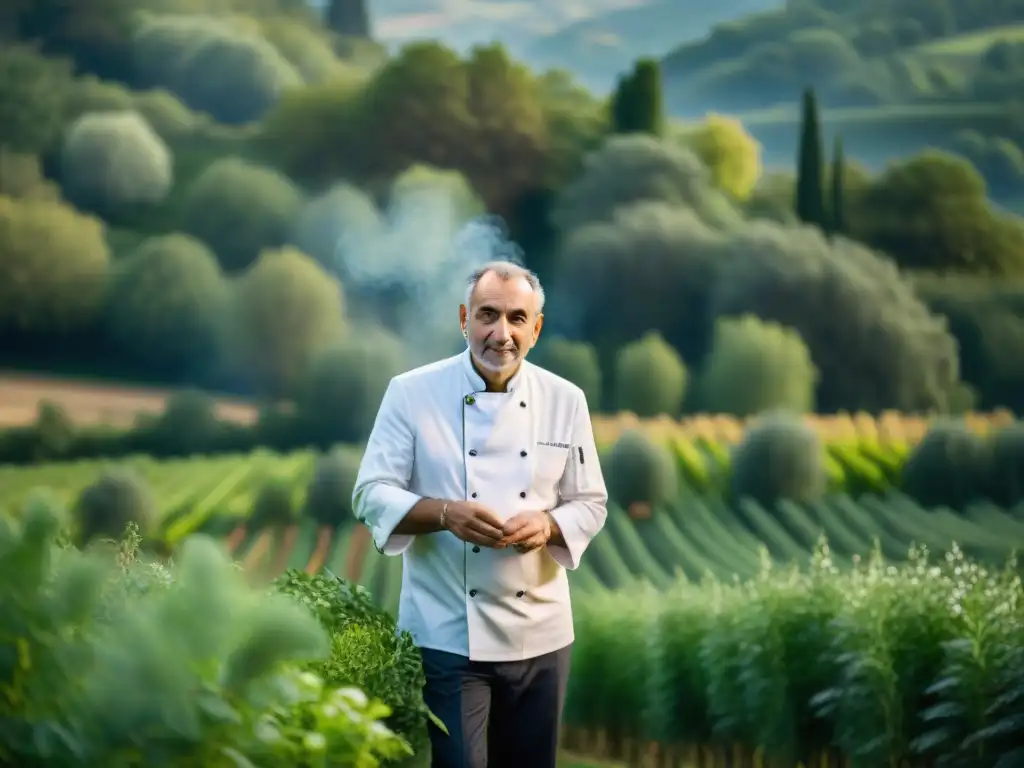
[325,176,528,369]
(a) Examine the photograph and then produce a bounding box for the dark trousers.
[419,644,572,768]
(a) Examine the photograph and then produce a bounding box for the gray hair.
[464,260,546,314]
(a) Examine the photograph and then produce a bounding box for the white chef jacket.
[351,348,608,662]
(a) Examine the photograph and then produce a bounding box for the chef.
[351,259,608,768]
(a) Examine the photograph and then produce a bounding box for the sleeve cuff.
[546,504,591,570]
[367,486,422,556]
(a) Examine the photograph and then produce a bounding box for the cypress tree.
[794,87,826,228]
[326,0,371,38]
[830,135,846,235]
[610,58,664,136]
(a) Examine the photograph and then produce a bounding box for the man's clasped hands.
[443,501,552,554]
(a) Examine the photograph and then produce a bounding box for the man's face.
[460,272,543,374]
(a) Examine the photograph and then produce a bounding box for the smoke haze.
[329,175,528,368]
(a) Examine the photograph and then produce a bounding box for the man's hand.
[443,501,507,548]
[500,510,552,553]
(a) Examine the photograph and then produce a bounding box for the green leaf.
[220,746,258,768]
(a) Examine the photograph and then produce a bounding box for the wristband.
[440,502,448,529]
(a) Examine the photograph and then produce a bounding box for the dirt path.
[0,372,259,428]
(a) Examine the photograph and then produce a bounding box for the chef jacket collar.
[460,347,527,394]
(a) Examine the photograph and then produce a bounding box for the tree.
[0,196,110,337]
[326,0,371,39]
[678,113,763,201]
[610,58,664,136]
[105,234,229,376]
[0,44,71,155]
[349,41,549,221]
[855,150,1024,275]
[695,315,818,417]
[613,331,688,418]
[828,135,846,234]
[132,16,301,125]
[556,201,722,366]
[296,328,406,445]
[794,87,826,229]
[710,221,960,412]
[13,0,136,81]
[529,337,602,408]
[552,133,742,233]
[230,247,347,397]
[182,158,305,273]
[348,42,473,182]
[462,43,549,218]
[61,110,173,212]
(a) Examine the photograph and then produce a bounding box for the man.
[351,260,608,768]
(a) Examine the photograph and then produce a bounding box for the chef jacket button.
[468,449,477,456]
[465,395,476,405]
[519,491,526,498]
[471,492,478,498]
[472,546,480,553]
[469,589,478,597]
[520,401,526,407]
[520,450,527,457]
[516,591,525,598]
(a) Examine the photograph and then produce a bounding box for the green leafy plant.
[273,569,446,765]
[0,498,410,768]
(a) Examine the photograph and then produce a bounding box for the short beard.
[468,340,520,373]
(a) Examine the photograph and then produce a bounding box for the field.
[3,408,1021,618]
[0,372,258,427]
[3,407,1024,765]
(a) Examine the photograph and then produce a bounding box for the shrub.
[603,429,679,510]
[181,28,302,124]
[259,17,355,83]
[0,195,110,336]
[140,389,225,456]
[132,14,302,125]
[985,422,1024,507]
[303,445,365,528]
[899,419,991,509]
[182,157,305,272]
[63,75,135,120]
[73,467,158,546]
[131,88,204,140]
[273,569,434,762]
[695,315,818,416]
[61,110,173,211]
[710,220,960,412]
[250,476,296,529]
[0,500,409,767]
[0,148,61,201]
[529,336,602,408]
[613,331,688,418]
[33,401,75,459]
[675,113,762,201]
[296,328,407,444]
[730,411,827,505]
[230,246,347,397]
[555,201,722,362]
[104,233,228,374]
[552,133,743,233]
[257,76,367,184]
[854,150,1024,277]
[0,44,71,155]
